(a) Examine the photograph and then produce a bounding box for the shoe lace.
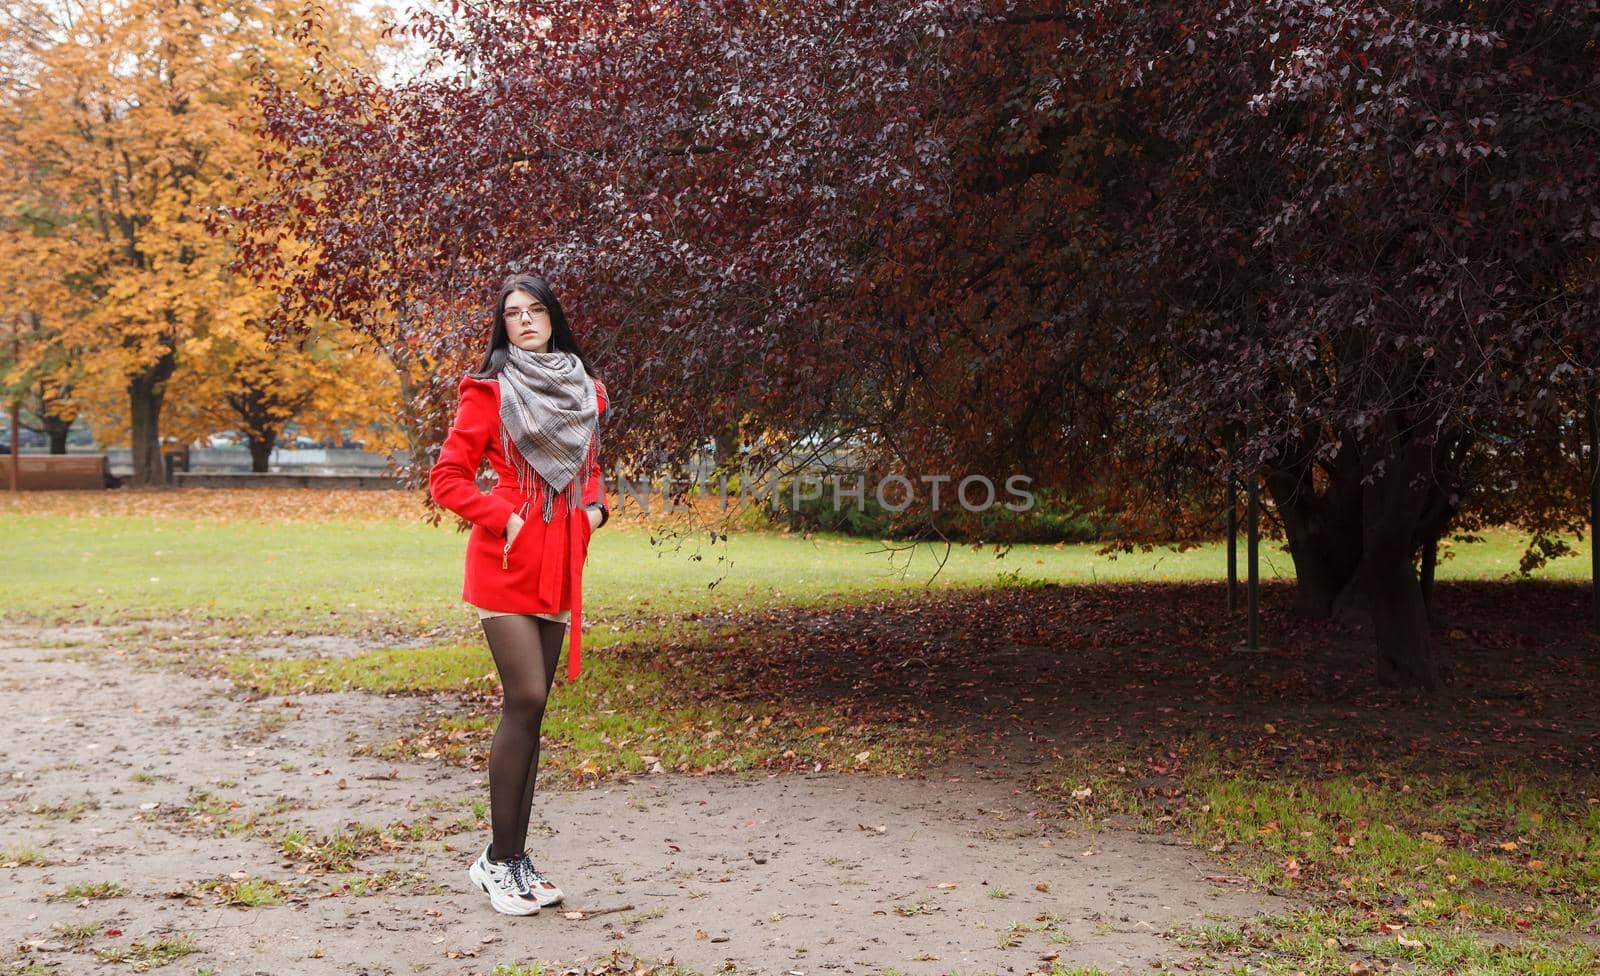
[505,854,534,894]
[515,852,545,886]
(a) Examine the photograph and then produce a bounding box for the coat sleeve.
[429,375,517,538]
[581,378,609,520]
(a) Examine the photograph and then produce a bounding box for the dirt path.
[1,625,1274,976]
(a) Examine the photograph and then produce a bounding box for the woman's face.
[504,289,553,353]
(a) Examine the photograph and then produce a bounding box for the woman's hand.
[505,512,524,546]
[585,506,602,531]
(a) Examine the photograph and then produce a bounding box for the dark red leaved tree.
[233,0,1600,691]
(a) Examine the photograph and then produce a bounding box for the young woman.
[428,273,609,916]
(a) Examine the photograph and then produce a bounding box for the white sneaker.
[467,845,540,915]
[514,853,564,907]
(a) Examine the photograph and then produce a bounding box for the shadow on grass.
[675,579,1599,779]
[216,577,1599,972]
[660,578,1600,973]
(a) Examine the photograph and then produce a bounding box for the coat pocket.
[502,514,529,570]
[580,505,598,550]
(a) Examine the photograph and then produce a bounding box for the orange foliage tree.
[0,0,394,482]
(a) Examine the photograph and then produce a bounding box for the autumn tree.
[1,312,80,453]
[1033,2,1600,688]
[0,38,90,457]
[234,0,954,498]
[167,307,402,471]
[0,0,393,483]
[237,0,1599,690]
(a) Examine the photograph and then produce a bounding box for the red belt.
[508,492,588,682]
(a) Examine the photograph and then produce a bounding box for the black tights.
[480,614,567,863]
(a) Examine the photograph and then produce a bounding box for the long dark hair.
[468,273,595,379]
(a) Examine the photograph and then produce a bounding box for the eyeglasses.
[505,306,545,322]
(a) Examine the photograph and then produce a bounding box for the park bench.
[7,454,115,490]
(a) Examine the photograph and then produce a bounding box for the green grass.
[2,511,1583,635]
[1057,742,1600,974]
[193,877,287,907]
[275,824,391,873]
[2,844,50,866]
[325,869,445,897]
[271,817,472,873]
[1182,762,1600,931]
[29,798,98,820]
[221,642,500,695]
[893,897,940,917]
[52,880,128,900]
[49,920,104,942]
[93,933,200,969]
[1171,910,1600,976]
[225,621,955,782]
[7,506,1595,976]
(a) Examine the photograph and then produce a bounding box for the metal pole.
[8,320,18,491]
[7,400,17,492]
[1227,431,1239,610]
[1247,470,1260,650]
[1589,376,1599,634]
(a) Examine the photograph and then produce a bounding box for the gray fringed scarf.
[497,346,599,524]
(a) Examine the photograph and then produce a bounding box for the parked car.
[0,429,47,450]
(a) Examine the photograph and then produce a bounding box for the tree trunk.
[395,365,429,466]
[248,431,275,473]
[1414,487,1458,632]
[713,422,741,470]
[42,403,72,451]
[1411,432,1470,632]
[22,384,76,454]
[24,413,74,454]
[1589,374,1600,635]
[1263,432,1364,619]
[1419,537,1438,627]
[225,382,296,475]
[127,349,176,487]
[1365,541,1439,690]
[1287,528,1363,619]
[1361,435,1442,692]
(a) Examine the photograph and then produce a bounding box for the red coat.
[428,372,608,682]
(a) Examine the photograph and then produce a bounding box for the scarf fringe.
[494,349,599,523]
[500,424,598,524]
